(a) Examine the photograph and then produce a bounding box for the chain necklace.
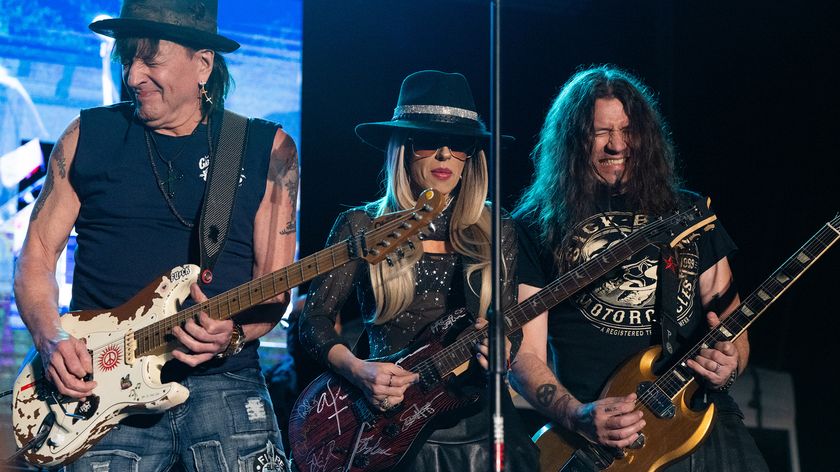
[144,118,213,228]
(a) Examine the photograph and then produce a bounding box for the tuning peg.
[401,222,413,229]
[368,248,380,256]
[422,204,432,212]
[396,247,405,258]
[417,232,426,240]
[385,256,395,266]
[428,222,437,233]
[378,240,392,247]
[389,231,402,239]
[406,240,416,250]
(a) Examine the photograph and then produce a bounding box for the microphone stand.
[488,1,505,471]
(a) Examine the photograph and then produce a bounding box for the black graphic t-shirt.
[515,191,737,402]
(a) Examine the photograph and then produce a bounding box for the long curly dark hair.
[514,64,681,262]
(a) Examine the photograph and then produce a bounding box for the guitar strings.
[131,201,442,354]
[634,219,839,412]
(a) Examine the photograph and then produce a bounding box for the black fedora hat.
[355,70,513,151]
[89,0,240,53]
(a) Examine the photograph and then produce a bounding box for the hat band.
[393,105,479,123]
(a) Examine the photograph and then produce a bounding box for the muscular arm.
[239,128,299,341]
[684,256,748,388]
[509,284,584,430]
[171,128,299,365]
[510,284,644,448]
[14,118,93,397]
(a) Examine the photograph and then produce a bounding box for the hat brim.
[355,121,515,152]
[90,18,240,53]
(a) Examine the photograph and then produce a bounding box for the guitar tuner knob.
[389,231,402,239]
[422,204,432,212]
[368,249,380,256]
[428,222,437,232]
[401,222,413,229]
[396,248,405,258]
[406,240,416,250]
[385,256,395,266]
[378,240,392,247]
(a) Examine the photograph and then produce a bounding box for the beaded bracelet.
[711,369,738,392]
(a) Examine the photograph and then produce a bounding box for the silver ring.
[380,398,391,410]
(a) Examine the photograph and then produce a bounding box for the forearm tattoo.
[32,121,76,221]
[536,383,573,417]
[271,136,299,236]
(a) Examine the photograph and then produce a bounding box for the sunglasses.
[408,134,478,161]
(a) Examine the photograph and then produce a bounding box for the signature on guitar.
[399,392,444,431]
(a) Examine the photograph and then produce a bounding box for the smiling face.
[590,97,632,185]
[406,134,470,197]
[122,39,213,135]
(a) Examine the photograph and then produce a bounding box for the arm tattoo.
[536,384,557,408]
[272,135,299,236]
[31,121,77,221]
[536,383,572,418]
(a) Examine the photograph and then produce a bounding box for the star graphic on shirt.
[663,256,677,272]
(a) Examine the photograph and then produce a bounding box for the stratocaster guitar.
[287,201,716,472]
[10,189,445,469]
[533,213,840,472]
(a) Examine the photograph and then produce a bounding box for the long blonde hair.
[369,131,494,324]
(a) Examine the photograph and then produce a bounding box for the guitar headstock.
[361,188,446,265]
[645,197,718,248]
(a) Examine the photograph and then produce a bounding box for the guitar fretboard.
[651,214,840,401]
[131,199,441,357]
[418,205,715,377]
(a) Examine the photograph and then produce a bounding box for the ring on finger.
[713,362,720,373]
[389,373,393,387]
[380,397,391,410]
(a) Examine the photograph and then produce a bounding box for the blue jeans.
[64,368,288,472]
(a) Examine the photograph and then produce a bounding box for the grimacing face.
[590,97,631,185]
[123,40,212,134]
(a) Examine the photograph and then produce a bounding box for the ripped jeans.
[63,368,288,472]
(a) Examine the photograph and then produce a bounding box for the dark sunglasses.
[408,134,478,161]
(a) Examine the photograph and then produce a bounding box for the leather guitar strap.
[654,244,684,364]
[198,110,249,285]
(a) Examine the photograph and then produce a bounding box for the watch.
[219,322,246,359]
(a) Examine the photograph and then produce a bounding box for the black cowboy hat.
[89,0,240,53]
[355,70,514,151]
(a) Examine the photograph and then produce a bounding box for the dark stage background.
[299,0,838,470]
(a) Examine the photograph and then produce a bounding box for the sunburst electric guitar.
[534,213,840,472]
[287,201,716,472]
[10,189,445,469]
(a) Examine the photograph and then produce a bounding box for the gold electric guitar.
[10,189,445,469]
[534,213,840,472]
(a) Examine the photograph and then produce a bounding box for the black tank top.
[71,102,278,373]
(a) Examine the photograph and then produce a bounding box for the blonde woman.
[298,70,538,471]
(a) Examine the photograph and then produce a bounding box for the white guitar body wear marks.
[13,264,198,467]
[11,188,446,469]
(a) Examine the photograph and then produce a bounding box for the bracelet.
[216,322,246,359]
[711,369,738,392]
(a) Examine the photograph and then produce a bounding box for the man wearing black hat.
[297,70,538,472]
[14,1,297,470]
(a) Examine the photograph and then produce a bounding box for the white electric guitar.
[10,189,444,469]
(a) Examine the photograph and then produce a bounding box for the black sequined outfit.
[299,202,539,471]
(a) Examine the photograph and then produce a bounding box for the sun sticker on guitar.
[98,345,122,371]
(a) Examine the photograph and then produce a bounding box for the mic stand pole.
[488,0,505,471]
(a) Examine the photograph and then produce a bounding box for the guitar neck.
[656,214,840,398]
[133,241,357,356]
[425,208,713,376]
